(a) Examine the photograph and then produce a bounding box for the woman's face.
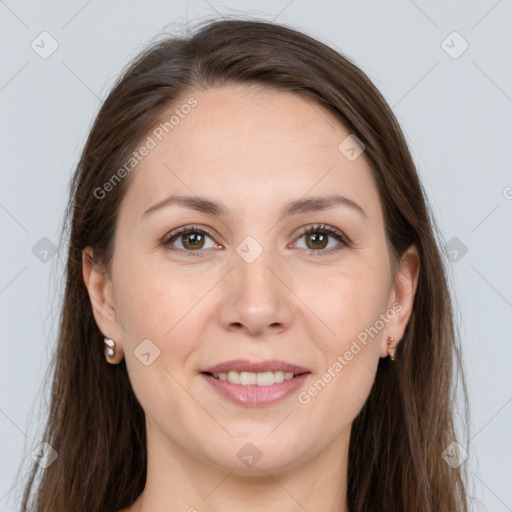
[84,84,419,475]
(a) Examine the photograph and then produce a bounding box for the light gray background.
[1,1,511,510]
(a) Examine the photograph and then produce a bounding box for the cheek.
[116,266,205,423]
[115,259,215,384]
[296,253,389,407]
[301,255,391,342]
[298,319,380,433]
[115,253,201,339]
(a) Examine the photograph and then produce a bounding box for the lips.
[201,359,310,375]
[199,359,311,406]
[200,372,310,406]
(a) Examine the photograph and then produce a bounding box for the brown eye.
[293,224,350,256]
[162,225,219,255]
[304,232,329,250]
[181,231,206,250]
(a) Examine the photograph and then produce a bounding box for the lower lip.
[200,373,310,407]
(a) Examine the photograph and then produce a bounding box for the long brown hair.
[18,17,471,511]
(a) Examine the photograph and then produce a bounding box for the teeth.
[213,370,296,386]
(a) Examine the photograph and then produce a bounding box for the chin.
[197,434,306,475]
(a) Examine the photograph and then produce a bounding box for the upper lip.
[201,359,311,374]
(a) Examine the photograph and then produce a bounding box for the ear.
[380,243,420,357]
[82,247,124,354]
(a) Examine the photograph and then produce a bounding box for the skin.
[83,84,420,512]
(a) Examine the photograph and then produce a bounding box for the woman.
[20,17,470,511]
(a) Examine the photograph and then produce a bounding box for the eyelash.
[161,223,351,258]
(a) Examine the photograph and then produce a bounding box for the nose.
[218,248,295,337]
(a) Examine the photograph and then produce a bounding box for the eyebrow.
[141,194,368,222]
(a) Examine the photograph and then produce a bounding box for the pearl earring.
[104,337,120,364]
[387,336,396,361]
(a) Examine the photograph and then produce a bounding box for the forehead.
[119,84,381,222]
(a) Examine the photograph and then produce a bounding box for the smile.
[200,371,310,406]
[209,370,298,386]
